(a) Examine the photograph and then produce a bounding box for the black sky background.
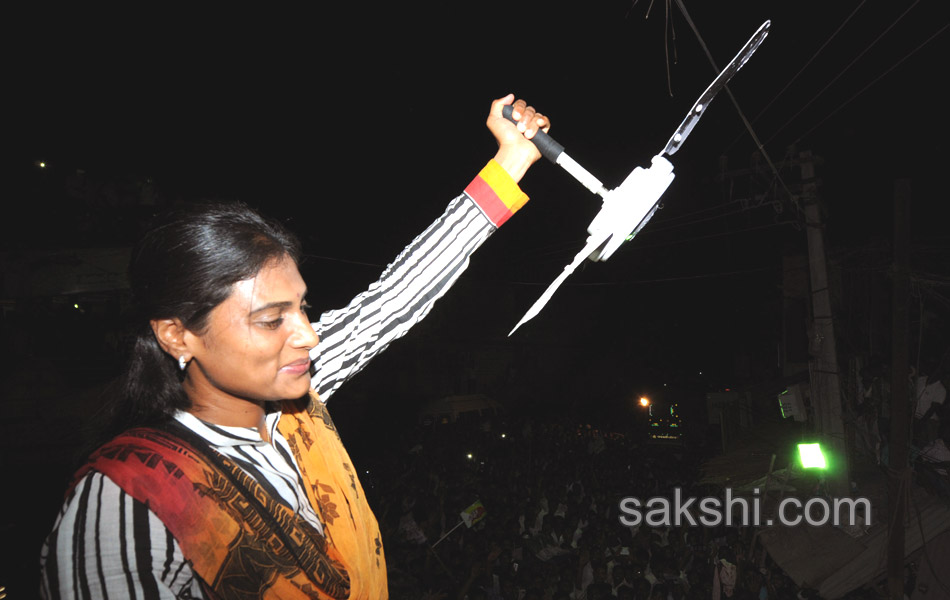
[8,1,949,418]
[8,1,949,425]
[1,4,946,440]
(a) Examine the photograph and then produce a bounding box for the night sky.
[8,2,949,416]
[3,2,950,596]
[8,1,949,421]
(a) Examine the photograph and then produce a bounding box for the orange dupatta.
[277,392,387,599]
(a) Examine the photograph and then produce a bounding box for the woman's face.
[185,255,319,407]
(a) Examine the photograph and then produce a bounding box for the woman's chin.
[283,379,313,401]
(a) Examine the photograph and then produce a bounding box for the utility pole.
[887,179,911,600]
[799,150,850,499]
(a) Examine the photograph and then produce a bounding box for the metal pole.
[800,150,850,499]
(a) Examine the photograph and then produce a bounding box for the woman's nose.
[290,312,320,349]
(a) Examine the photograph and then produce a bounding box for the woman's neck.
[183,379,269,441]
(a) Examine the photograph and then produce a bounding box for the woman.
[40,95,551,599]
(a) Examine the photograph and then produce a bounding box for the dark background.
[3,2,948,597]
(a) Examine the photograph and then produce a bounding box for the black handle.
[502,104,564,164]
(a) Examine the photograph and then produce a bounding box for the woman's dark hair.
[101,201,302,441]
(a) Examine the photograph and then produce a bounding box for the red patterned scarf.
[73,394,387,598]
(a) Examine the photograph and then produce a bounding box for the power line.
[313,200,789,275]
[648,197,749,226]
[517,217,794,271]
[573,264,778,286]
[529,192,780,257]
[723,1,868,155]
[787,22,948,150]
[673,0,799,207]
[628,221,792,251]
[505,263,779,288]
[764,0,924,148]
[647,202,778,234]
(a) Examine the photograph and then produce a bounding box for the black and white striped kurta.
[40,191,505,599]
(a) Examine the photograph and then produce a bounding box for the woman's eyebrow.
[249,290,308,315]
[249,301,294,315]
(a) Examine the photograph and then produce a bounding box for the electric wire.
[512,217,791,271]
[518,2,832,272]
[664,0,677,97]
[522,219,792,274]
[516,194,791,268]
[647,204,779,234]
[722,0,869,155]
[632,221,791,251]
[785,22,948,150]
[490,260,780,288]
[653,197,748,224]
[764,0,923,148]
[631,0,679,96]
[672,0,798,206]
[565,264,777,286]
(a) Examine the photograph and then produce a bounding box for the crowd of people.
[353,411,839,600]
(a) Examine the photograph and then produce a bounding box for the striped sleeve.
[310,161,528,401]
[40,473,204,600]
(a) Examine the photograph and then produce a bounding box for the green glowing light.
[798,443,827,469]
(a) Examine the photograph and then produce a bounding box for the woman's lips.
[280,358,311,375]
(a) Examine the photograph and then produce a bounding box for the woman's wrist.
[493,146,535,184]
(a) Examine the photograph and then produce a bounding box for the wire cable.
[632,221,791,250]
[765,0,923,147]
[504,263,778,288]
[786,22,948,150]
[722,0,869,155]
[672,0,798,206]
[513,216,795,272]
[647,202,781,234]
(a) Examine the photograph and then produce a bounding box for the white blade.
[508,231,612,337]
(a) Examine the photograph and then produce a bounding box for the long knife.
[506,20,770,336]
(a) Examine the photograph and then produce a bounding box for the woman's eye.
[259,318,284,330]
